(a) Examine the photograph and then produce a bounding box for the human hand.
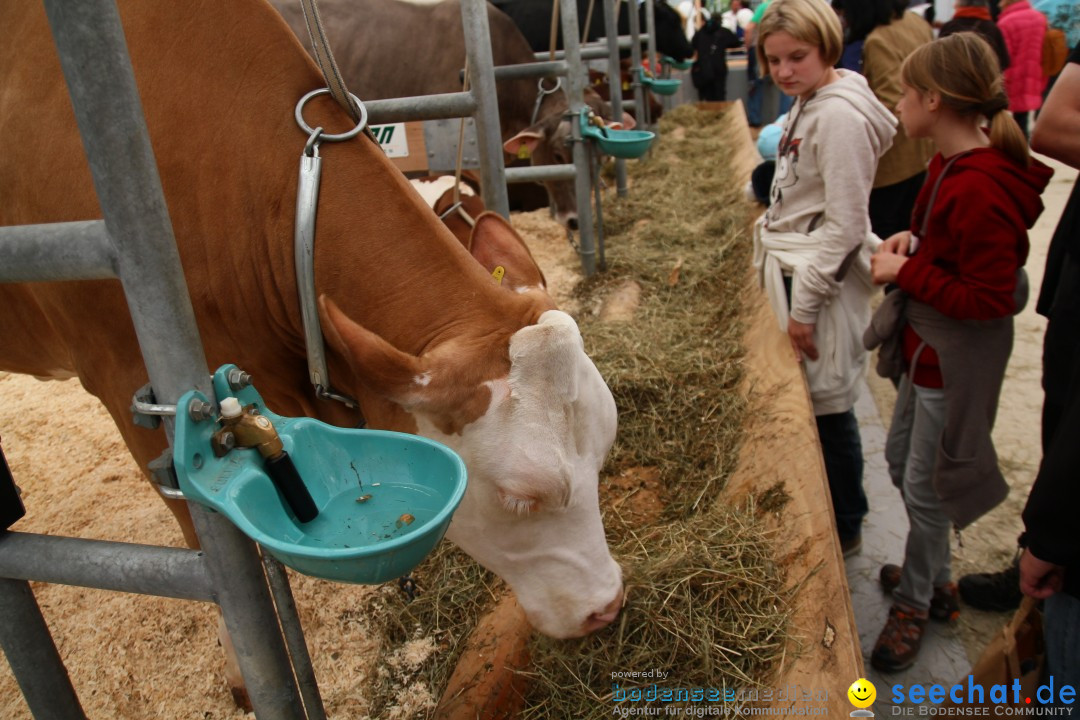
[878,231,912,256]
[1019,548,1065,599]
[787,318,818,362]
[870,252,908,285]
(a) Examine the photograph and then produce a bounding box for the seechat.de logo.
[890,676,1076,715]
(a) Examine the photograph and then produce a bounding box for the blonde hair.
[901,32,1030,166]
[755,0,844,71]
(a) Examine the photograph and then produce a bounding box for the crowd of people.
[683,0,1078,689]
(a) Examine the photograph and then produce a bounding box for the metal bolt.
[188,399,215,422]
[227,368,252,390]
[219,431,236,452]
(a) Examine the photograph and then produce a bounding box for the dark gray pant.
[888,378,951,612]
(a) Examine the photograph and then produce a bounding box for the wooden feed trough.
[433,101,862,719]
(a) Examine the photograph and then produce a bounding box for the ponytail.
[987,106,1031,168]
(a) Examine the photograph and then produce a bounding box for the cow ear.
[318,295,426,408]
[469,212,547,292]
[503,129,543,158]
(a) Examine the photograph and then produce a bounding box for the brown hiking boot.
[871,603,929,672]
[878,564,961,624]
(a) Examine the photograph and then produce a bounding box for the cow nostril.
[583,589,624,632]
[567,217,579,232]
[589,610,618,625]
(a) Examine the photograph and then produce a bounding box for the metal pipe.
[505,164,577,183]
[559,0,597,276]
[628,1,646,126]
[645,0,658,100]
[262,553,327,720]
[0,532,214,602]
[490,60,568,81]
[461,0,510,219]
[0,578,88,720]
[190,506,306,720]
[591,146,607,271]
[365,92,476,125]
[0,221,117,283]
[43,0,213,411]
[603,0,628,197]
[533,35,648,60]
[43,2,306,718]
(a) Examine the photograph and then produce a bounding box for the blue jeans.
[746,49,763,126]
[816,409,868,542]
[777,90,793,118]
[1043,592,1080,706]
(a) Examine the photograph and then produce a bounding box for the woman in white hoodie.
[752,0,897,555]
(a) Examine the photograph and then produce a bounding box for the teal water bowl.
[662,55,693,71]
[642,76,682,96]
[580,113,655,159]
[172,364,467,585]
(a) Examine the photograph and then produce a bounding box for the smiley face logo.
[848,678,876,709]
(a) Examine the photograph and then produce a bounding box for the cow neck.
[301,133,547,422]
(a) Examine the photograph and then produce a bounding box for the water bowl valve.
[212,397,319,523]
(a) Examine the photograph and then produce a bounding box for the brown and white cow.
[271,0,633,230]
[0,0,621,653]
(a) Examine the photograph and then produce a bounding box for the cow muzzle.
[579,586,625,636]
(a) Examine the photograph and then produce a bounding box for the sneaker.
[841,534,863,558]
[871,603,929,672]
[744,180,758,204]
[879,564,961,623]
[958,564,1022,612]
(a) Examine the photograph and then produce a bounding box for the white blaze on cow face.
[415,310,622,638]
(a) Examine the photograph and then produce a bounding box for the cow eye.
[498,490,538,516]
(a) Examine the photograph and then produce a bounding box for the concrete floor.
[845,381,971,713]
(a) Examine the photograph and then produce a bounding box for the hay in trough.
[360,104,794,718]
[516,104,794,718]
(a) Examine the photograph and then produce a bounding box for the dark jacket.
[939,14,1011,71]
[1022,251,1080,598]
[1023,168,1080,598]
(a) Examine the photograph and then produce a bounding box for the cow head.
[646,2,693,61]
[317,216,622,638]
[502,88,634,231]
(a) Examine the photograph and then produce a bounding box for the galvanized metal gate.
[0,0,658,717]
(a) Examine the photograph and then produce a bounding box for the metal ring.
[294,88,368,142]
[304,127,324,157]
[537,77,563,95]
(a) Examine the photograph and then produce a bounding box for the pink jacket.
[997,1,1047,112]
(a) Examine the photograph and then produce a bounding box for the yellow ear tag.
[492,266,505,285]
[517,146,531,160]
[622,81,631,91]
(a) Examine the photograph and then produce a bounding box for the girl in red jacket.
[867,32,1052,672]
